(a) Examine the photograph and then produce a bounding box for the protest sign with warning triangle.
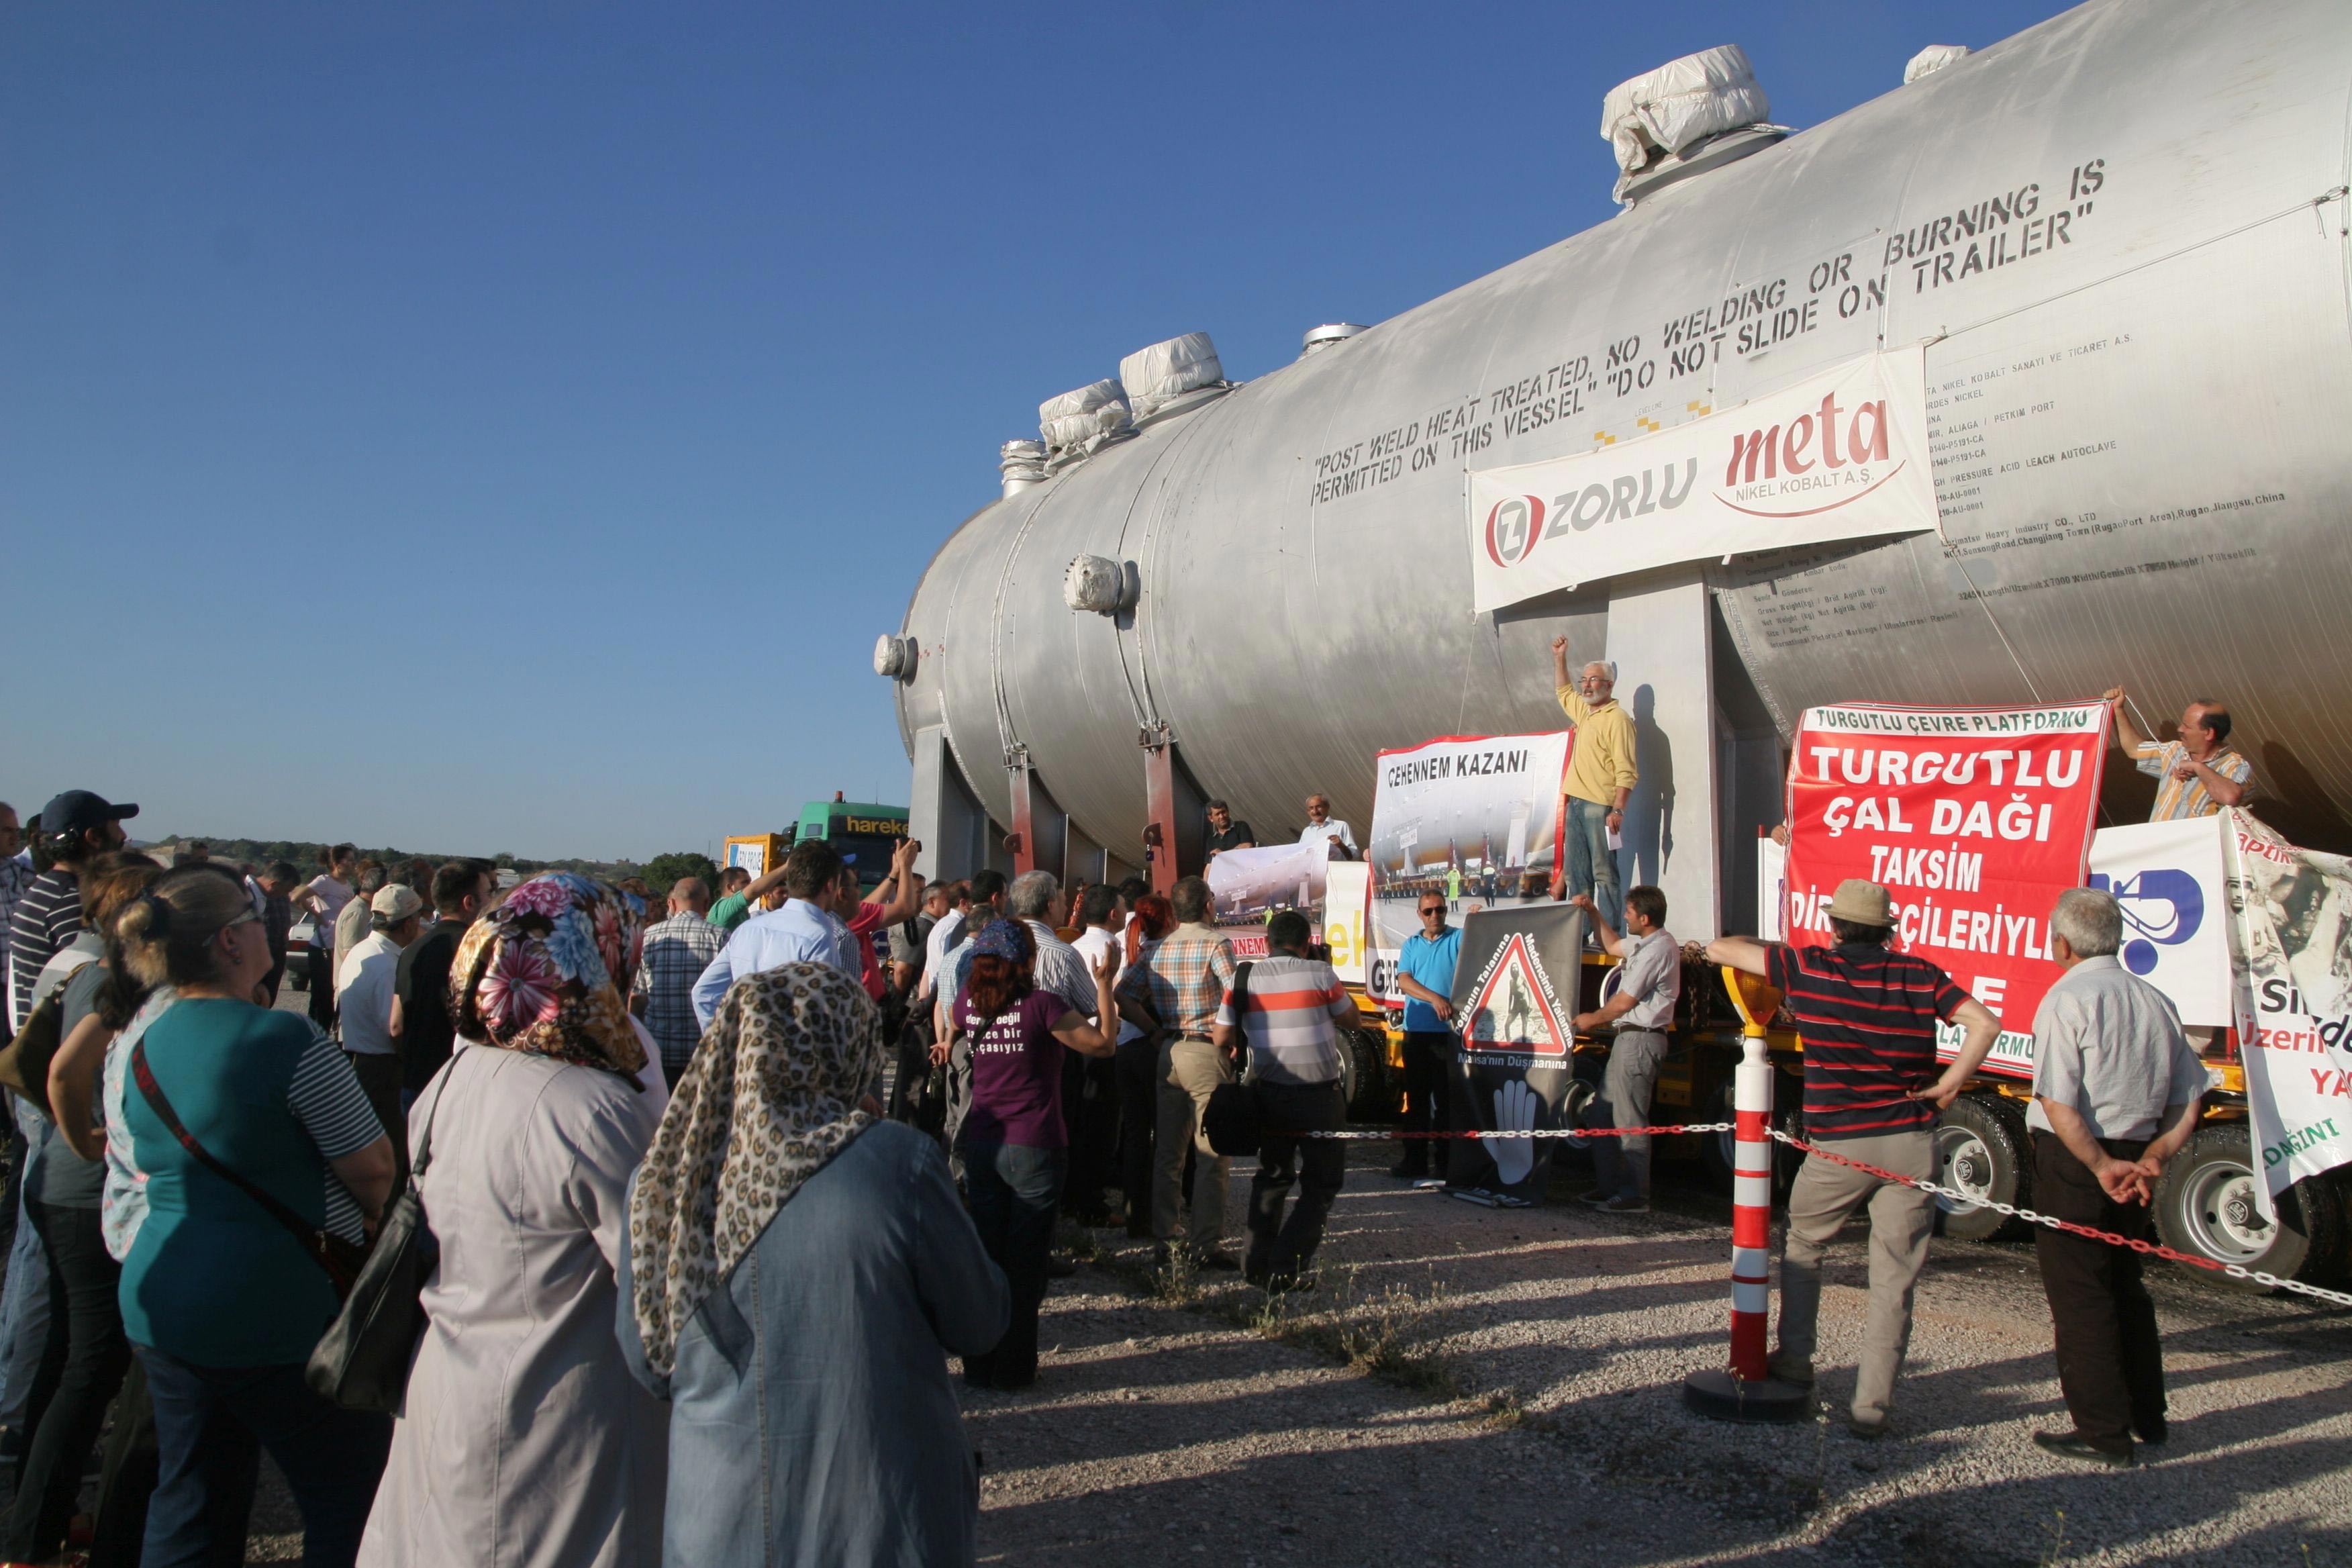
[1463,932,1572,1056]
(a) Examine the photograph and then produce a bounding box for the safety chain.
[1767,1129,2352,1311]
[1285,1122,1732,1142]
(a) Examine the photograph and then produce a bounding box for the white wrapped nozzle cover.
[1038,380,1132,460]
[1063,554,1128,615]
[1904,45,1970,85]
[1118,333,1224,420]
[999,439,1047,479]
[1600,46,1770,175]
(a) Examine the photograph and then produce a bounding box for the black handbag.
[132,1040,369,1297]
[0,972,75,1122]
[305,1069,450,1412]
[1202,963,1261,1158]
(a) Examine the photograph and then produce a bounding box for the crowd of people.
[0,697,2243,1566]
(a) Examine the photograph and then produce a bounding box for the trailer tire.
[2153,1124,2343,1290]
[1342,1028,1394,1122]
[1934,1093,2032,1242]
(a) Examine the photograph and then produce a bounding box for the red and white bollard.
[1683,970,1808,1422]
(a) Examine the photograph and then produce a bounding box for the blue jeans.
[0,1102,53,1434]
[1565,795,1623,934]
[134,1345,390,1568]
[960,1142,1065,1387]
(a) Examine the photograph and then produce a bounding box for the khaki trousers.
[1153,1037,1232,1249]
[1773,1128,1936,1426]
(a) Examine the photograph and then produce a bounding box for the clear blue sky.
[1,1,2075,863]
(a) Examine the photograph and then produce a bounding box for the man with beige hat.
[1708,878,2001,1439]
[338,881,428,1181]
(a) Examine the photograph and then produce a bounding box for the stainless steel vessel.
[891,0,2352,922]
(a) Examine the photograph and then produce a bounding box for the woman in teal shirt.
[113,865,396,1568]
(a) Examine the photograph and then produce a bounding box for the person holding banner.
[1708,879,2000,1440]
[2101,688,2252,821]
[1569,887,1678,1213]
[1547,638,1636,934]
[1297,795,1358,860]
[2025,888,2206,1468]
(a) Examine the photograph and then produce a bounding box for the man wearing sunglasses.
[1389,895,1463,1183]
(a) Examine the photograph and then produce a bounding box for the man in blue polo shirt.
[1390,893,1462,1183]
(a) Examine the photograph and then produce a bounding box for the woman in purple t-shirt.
[950,920,1116,1389]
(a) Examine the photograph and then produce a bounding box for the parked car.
[284,913,317,991]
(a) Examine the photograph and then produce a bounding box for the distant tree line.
[150,834,652,885]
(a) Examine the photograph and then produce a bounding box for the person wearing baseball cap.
[8,792,137,1033]
[336,883,429,1183]
[1707,878,2002,1440]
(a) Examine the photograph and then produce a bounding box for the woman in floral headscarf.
[359,874,671,1568]
[618,962,1008,1568]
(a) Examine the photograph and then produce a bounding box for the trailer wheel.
[1342,1028,1393,1122]
[1934,1093,2032,1242]
[2153,1124,2344,1289]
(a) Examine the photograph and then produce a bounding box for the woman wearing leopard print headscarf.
[619,961,1008,1568]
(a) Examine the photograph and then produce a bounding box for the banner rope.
[1765,1128,2352,1310]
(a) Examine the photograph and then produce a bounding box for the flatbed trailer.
[1336,954,2350,1293]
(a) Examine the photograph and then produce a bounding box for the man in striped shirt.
[2102,687,2252,820]
[1708,879,2000,1439]
[1214,910,1356,1291]
[9,791,134,1031]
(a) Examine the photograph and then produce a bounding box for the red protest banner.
[1783,701,2109,1076]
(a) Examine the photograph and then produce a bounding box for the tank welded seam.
[1922,192,2349,348]
[1120,395,1241,732]
[987,485,1068,777]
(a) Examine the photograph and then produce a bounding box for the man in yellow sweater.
[1549,635,1638,934]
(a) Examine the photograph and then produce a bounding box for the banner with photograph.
[2221,812,2352,1218]
[1467,346,1936,611]
[1365,731,1571,1011]
[1783,700,2108,1076]
[2088,816,2231,1027]
[1206,840,1328,924]
[1443,902,1589,1203]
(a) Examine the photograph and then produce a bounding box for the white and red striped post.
[1683,969,1807,1422]
[1727,1032,1776,1379]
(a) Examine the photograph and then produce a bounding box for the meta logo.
[2088,866,2203,976]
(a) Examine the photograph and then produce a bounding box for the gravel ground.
[965,1147,2352,1568]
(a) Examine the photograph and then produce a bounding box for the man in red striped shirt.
[1214,911,1356,1292]
[1708,879,2000,1440]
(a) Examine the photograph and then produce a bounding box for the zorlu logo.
[1483,495,1545,569]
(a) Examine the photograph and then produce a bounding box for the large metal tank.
[891,0,2352,923]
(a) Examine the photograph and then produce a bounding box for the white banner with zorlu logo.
[1466,345,1939,611]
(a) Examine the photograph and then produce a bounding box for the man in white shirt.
[294,843,358,1030]
[337,883,426,1182]
[1297,794,1358,859]
[1065,883,1129,1222]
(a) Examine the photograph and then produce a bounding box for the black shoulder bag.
[131,1040,371,1298]
[307,1060,452,1412]
[1202,962,1262,1158]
